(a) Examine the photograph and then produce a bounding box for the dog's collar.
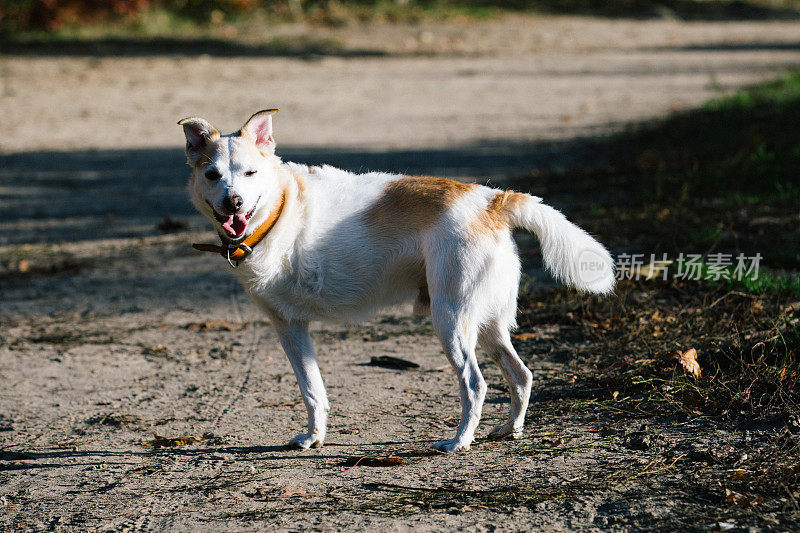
[192,192,286,267]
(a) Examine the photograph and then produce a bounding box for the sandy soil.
[1,15,799,531]
[3,16,800,157]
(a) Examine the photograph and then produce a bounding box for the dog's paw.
[432,438,471,453]
[288,433,324,450]
[487,422,523,440]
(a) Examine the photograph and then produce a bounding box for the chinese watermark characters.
[614,253,762,281]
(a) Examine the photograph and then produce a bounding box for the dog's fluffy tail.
[497,191,615,294]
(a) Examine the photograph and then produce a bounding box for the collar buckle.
[225,242,252,268]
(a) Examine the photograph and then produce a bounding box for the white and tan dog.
[179,110,614,452]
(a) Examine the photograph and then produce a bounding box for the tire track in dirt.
[208,285,263,428]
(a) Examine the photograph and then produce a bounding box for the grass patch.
[512,275,800,522]
[519,279,800,424]
[727,268,800,296]
[600,69,800,202]
[631,70,800,199]
[519,274,800,527]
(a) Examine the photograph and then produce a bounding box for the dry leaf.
[279,486,308,498]
[338,455,409,468]
[513,332,537,341]
[725,488,763,508]
[612,391,620,400]
[141,433,201,448]
[17,260,30,273]
[677,348,701,379]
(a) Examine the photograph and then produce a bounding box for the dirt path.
[1,15,799,531]
[3,16,800,157]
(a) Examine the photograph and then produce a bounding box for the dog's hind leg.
[272,318,329,449]
[430,298,486,452]
[479,321,533,439]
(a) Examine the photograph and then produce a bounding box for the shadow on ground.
[3,35,800,59]
[525,0,800,19]
[0,138,599,246]
[0,36,387,58]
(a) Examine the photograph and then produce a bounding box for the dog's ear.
[178,117,219,163]
[241,109,278,152]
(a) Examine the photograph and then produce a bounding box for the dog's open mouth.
[208,197,260,239]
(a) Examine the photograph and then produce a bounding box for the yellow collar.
[192,192,285,267]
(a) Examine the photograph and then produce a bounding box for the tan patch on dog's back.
[471,190,529,235]
[364,176,477,235]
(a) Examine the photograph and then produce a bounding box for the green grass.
[613,69,800,201]
[705,70,800,108]
[655,259,800,297]
[728,268,800,296]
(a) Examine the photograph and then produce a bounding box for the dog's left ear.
[241,109,278,152]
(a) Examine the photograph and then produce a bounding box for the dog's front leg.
[273,319,329,449]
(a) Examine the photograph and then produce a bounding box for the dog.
[179,110,614,452]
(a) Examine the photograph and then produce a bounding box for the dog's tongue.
[220,214,249,238]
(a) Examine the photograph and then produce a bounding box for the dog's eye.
[244,170,258,176]
[204,169,221,181]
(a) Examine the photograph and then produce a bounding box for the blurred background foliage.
[2,0,800,35]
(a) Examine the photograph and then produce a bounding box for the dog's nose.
[223,195,243,213]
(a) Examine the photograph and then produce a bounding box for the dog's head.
[179,109,280,241]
